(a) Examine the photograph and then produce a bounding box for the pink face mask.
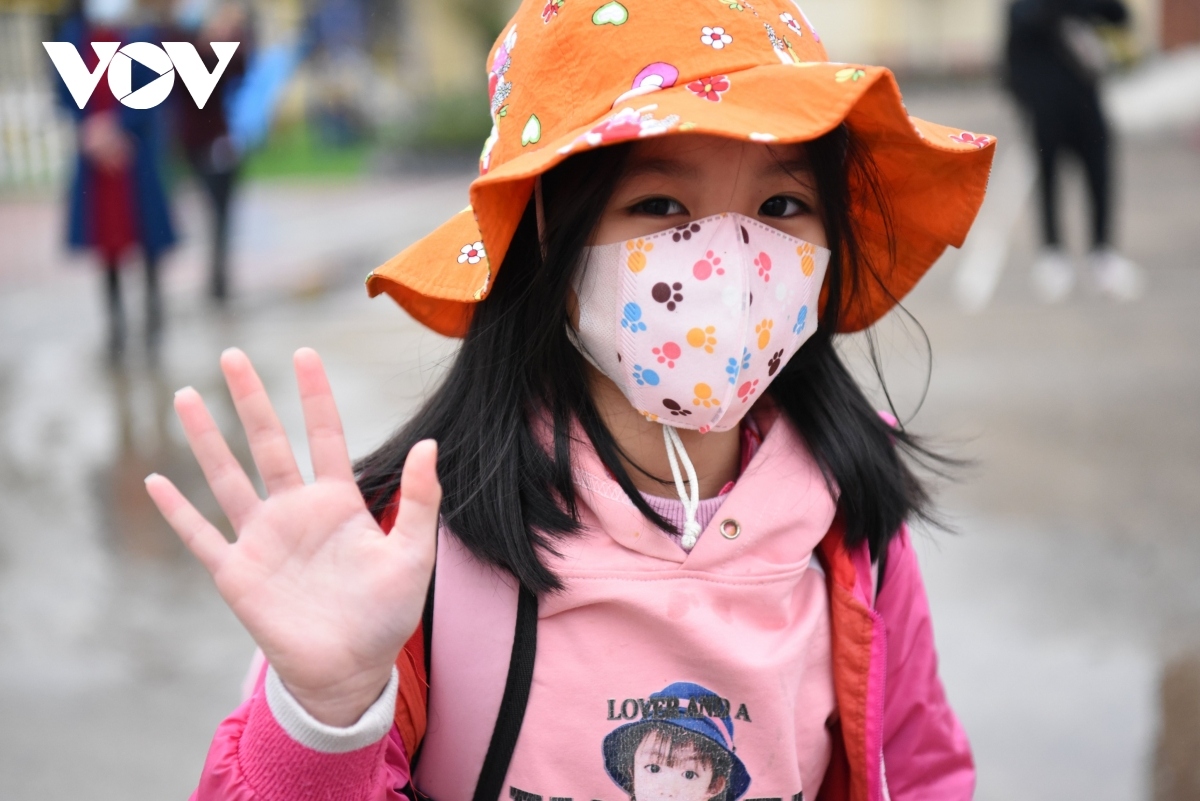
[571,212,830,434]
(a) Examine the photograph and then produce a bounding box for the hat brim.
[368,62,995,337]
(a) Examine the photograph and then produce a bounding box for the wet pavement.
[1,82,1198,799]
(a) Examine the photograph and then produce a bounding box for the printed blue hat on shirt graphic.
[602,681,752,801]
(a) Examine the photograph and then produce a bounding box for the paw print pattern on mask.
[693,250,725,280]
[686,326,717,353]
[756,319,773,349]
[622,302,647,332]
[755,251,772,281]
[652,341,681,368]
[591,212,828,435]
[672,222,701,242]
[662,398,692,417]
[626,238,654,273]
[793,305,808,334]
[797,242,817,276]
[632,364,660,386]
[768,348,784,376]
[725,347,750,384]
[652,281,684,311]
[693,382,720,408]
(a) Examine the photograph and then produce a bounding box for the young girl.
[145,2,995,799]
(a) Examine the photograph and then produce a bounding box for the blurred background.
[1,0,1198,798]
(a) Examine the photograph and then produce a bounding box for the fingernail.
[144,473,160,483]
[174,386,194,398]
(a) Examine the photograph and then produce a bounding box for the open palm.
[146,348,438,726]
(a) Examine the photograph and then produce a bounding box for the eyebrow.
[619,150,816,188]
[763,154,814,179]
[620,157,694,180]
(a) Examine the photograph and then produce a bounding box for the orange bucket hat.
[366,0,996,337]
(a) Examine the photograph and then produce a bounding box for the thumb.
[391,439,442,546]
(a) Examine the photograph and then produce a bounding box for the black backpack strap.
[875,540,889,602]
[472,584,539,801]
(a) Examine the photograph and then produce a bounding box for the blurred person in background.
[54,0,177,359]
[171,0,250,305]
[1005,0,1145,302]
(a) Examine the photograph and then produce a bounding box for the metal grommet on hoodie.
[720,519,741,540]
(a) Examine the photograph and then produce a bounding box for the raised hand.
[145,348,438,726]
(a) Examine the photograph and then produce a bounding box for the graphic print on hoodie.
[600,682,752,801]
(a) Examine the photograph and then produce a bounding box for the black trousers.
[104,251,161,354]
[188,145,239,302]
[1025,84,1112,250]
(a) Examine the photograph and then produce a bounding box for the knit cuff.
[264,665,399,754]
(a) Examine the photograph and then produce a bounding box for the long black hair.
[356,124,943,594]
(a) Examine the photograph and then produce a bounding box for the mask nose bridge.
[705,213,757,428]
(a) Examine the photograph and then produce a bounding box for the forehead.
[620,134,811,181]
[634,730,703,763]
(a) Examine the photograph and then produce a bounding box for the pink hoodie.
[190,412,973,801]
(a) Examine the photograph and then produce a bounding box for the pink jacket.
[190,415,972,801]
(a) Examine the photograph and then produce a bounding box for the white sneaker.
[1089,248,1146,301]
[1031,249,1075,304]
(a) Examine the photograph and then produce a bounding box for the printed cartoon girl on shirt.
[603,683,751,801]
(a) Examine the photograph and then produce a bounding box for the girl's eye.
[645,764,661,773]
[684,770,699,780]
[759,195,811,218]
[630,197,687,216]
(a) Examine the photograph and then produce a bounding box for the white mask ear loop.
[663,425,702,550]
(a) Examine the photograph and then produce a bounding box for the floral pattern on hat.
[480,24,519,174]
[780,12,804,36]
[764,22,799,64]
[458,241,486,264]
[558,105,681,154]
[541,0,564,22]
[612,62,680,107]
[688,74,730,102]
[701,26,733,49]
[950,131,991,148]
[488,25,517,115]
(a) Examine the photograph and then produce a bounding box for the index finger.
[293,348,355,482]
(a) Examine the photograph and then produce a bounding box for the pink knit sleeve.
[874,527,975,800]
[191,664,413,801]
